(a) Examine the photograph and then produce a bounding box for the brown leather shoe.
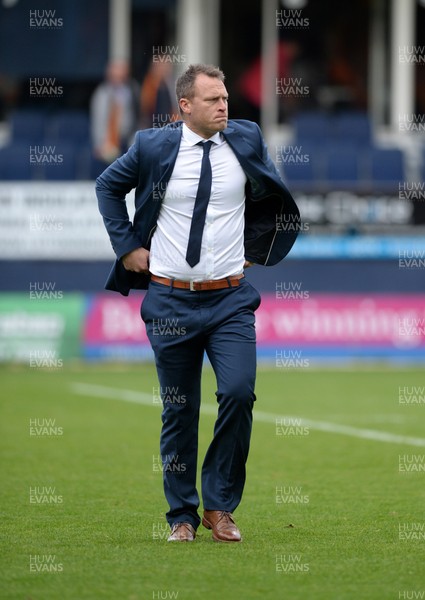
[202,510,242,542]
[167,522,196,542]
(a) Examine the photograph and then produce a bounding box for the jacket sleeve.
[95,134,143,260]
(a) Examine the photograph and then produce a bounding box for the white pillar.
[368,0,386,126]
[260,0,279,141]
[390,0,416,131]
[204,0,220,67]
[176,0,220,75]
[109,0,131,61]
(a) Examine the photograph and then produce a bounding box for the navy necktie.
[185,140,213,268]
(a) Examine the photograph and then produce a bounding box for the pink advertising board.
[83,293,425,360]
[255,294,425,348]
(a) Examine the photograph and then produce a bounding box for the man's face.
[180,74,229,139]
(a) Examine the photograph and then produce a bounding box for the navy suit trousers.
[141,277,261,529]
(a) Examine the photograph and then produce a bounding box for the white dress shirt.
[149,123,247,281]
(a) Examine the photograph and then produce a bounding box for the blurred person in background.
[90,59,140,163]
[238,40,299,107]
[140,59,178,128]
[96,64,299,544]
[0,72,19,120]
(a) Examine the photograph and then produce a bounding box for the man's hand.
[244,260,254,268]
[122,247,150,273]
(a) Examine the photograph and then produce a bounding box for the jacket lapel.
[222,125,269,198]
[153,124,183,191]
[222,124,261,171]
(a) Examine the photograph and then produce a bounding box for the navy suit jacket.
[96,119,300,295]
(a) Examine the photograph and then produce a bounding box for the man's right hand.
[122,247,150,274]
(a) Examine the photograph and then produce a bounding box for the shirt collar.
[182,123,222,146]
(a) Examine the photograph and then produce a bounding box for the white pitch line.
[71,382,425,448]
[72,382,154,405]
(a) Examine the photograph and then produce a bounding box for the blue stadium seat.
[369,148,405,183]
[38,141,79,180]
[10,110,48,144]
[293,111,372,152]
[277,141,324,189]
[46,111,90,144]
[77,144,109,180]
[0,143,34,180]
[333,112,371,144]
[292,112,330,143]
[282,159,315,185]
[89,154,108,180]
[325,148,360,185]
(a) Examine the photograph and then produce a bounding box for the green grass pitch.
[1,363,424,599]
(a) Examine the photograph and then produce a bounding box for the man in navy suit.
[96,64,299,542]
